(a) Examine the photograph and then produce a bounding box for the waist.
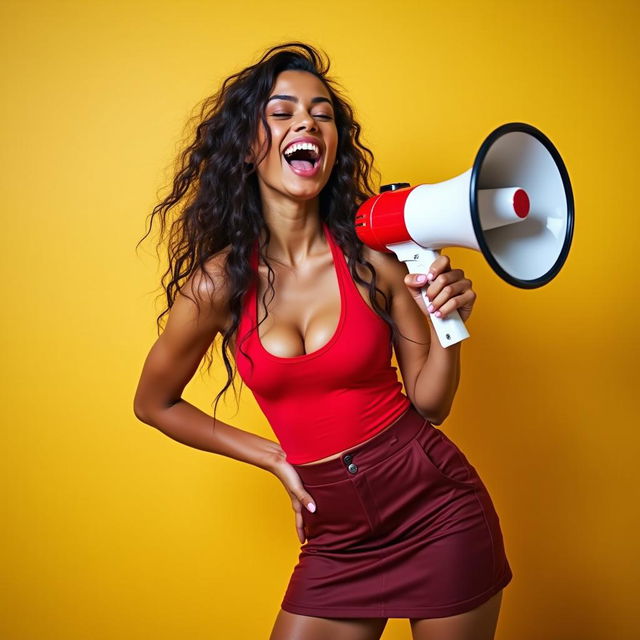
[296,405,413,466]
[249,377,412,464]
[292,403,429,484]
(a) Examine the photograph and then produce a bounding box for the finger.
[404,254,453,290]
[424,269,465,301]
[283,468,316,514]
[290,497,309,544]
[405,267,463,292]
[295,508,306,544]
[435,288,476,319]
[426,279,471,315]
[426,254,451,281]
[291,491,316,514]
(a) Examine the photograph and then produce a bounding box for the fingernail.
[427,272,434,281]
[435,311,442,318]
[307,502,316,513]
[428,304,435,313]
[416,274,427,283]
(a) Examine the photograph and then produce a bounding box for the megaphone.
[355,122,574,348]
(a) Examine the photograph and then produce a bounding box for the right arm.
[132,254,285,473]
[133,253,318,543]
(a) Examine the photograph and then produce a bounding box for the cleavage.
[256,250,341,358]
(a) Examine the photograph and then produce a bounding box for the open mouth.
[283,142,321,172]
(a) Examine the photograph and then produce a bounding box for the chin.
[283,182,325,201]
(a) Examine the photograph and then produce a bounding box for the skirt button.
[347,463,358,474]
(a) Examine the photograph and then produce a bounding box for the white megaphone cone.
[355,122,574,348]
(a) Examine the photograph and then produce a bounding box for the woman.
[134,42,513,640]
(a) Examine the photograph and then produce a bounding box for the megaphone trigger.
[393,244,471,347]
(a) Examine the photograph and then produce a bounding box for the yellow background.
[2,0,638,638]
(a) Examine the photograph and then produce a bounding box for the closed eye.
[271,113,333,120]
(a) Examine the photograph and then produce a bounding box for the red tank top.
[234,222,411,464]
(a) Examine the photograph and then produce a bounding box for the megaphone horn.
[355,122,574,348]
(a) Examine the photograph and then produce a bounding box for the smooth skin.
[270,590,502,640]
[134,69,502,639]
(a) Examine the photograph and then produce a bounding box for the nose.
[294,110,318,132]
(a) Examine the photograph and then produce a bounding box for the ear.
[244,147,255,171]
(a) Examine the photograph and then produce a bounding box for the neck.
[258,195,326,268]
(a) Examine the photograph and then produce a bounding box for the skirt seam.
[281,566,512,618]
[470,488,497,578]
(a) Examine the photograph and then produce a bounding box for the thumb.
[404,273,429,288]
[403,273,433,316]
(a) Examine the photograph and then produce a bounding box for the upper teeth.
[284,142,320,157]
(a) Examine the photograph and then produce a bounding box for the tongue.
[290,159,314,171]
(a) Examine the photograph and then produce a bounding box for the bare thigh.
[269,610,388,640]
[410,590,503,640]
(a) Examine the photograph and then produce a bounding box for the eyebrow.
[267,94,333,106]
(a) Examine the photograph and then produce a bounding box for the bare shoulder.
[360,243,408,297]
[170,248,230,332]
[188,245,232,302]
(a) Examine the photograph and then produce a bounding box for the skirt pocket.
[412,424,478,489]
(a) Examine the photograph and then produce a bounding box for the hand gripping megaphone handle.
[403,248,470,348]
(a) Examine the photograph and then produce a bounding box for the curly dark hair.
[137,41,406,423]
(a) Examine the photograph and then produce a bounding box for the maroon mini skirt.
[280,404,513,619]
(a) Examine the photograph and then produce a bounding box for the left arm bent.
[368,249,476,425]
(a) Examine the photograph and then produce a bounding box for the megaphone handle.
[404,249,471,348]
